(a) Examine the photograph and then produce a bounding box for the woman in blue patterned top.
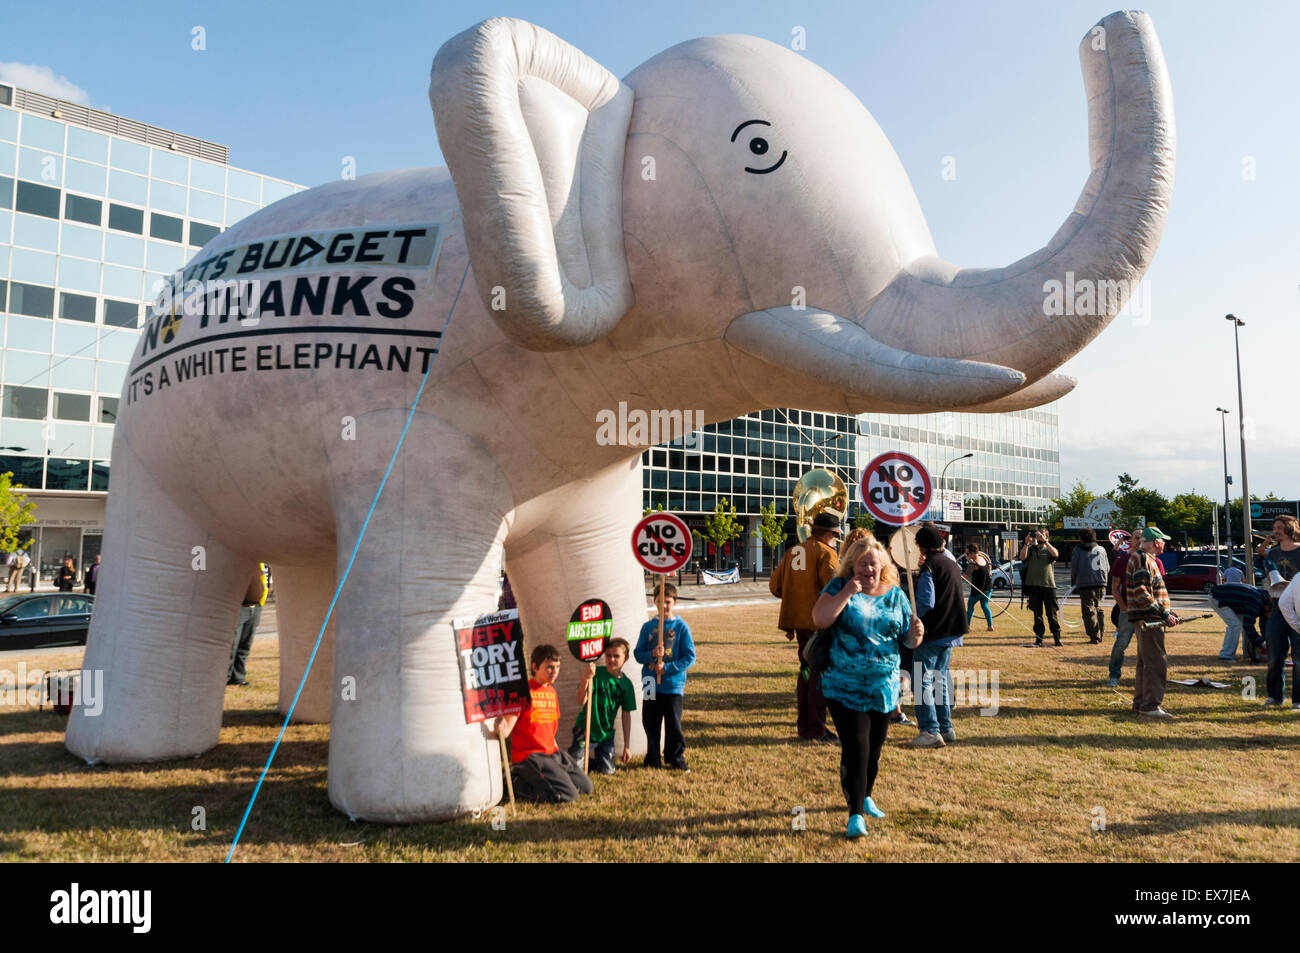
[812,535,923,839]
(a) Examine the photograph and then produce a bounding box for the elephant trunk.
[860,10,1174,385]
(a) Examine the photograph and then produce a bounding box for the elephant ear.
[429,18,635,351]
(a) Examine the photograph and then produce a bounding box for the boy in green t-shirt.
[568,638,637,775]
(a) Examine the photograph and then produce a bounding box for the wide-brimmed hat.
[811,512,843,533]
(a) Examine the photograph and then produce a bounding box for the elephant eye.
[730,119,787,176]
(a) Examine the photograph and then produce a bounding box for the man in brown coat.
[770,511,842,742]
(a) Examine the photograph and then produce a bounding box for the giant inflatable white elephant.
[65,12,1173,822]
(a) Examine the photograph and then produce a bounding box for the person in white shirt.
[1279,575,1300,711]
[1280,575,1300,633]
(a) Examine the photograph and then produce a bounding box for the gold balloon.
[792,468,847,542]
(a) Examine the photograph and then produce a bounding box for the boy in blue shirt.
[634,583,696,771]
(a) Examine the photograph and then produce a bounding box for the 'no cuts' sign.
[860,451,932,526]
[631,513,693,573]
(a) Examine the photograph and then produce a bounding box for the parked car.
[1162,564,1223,594]
[990,560,1023,590]
[0,593,95,650]
[1174,554,1264,583]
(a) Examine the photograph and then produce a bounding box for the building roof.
[1,83,229,165]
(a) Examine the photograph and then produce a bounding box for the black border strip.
[130,325,443,375]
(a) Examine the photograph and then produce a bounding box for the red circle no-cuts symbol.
[631,513,693,573]
[860,451,932,526]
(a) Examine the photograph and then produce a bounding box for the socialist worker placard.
[452,609,530,724]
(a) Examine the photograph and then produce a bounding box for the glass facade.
[855,408,1060,527]
[643,405,1060,569]
[640,409,858,520]
[0,85,301,581]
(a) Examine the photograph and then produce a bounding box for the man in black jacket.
[910,525,970,748]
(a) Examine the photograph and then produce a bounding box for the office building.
[0,83,301,582]
[642,405,1060,569]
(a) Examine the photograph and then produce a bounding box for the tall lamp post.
[939,452,974,526]
[1226,314,1254,580]
[1215,407,1232,560]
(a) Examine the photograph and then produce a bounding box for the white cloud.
[0,63,90,105]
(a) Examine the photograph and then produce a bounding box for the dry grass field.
[2,599,1298,862]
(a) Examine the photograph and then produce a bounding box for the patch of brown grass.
[2,603,1298,862]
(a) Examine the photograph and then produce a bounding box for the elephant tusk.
[725,307,1025,409]
[946,373,1078,413]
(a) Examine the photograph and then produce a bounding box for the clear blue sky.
[5,0,1297,504]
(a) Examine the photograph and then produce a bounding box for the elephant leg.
[325,415,514,822]
[66,439,254,763]
[506,458,650,757]
[274,562,337,725]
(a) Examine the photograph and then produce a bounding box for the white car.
[989,560,1022,590]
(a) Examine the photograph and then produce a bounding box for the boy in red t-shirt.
[497,644,593,803]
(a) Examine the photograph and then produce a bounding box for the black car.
[0,592,94,650]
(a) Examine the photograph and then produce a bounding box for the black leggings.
[826,700,891,816]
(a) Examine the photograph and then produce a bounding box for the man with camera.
[1020,527,1061,646]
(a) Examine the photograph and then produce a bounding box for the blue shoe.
[846,814,868,838]
[863,796,886,819]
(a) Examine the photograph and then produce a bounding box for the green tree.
[0,471,37,553]
[752,502,787,571]
[1119,488,1169,530]
[702,497,745,569]
[1110,473,1168,529]
[852,511,876,533]
[642,502,665,517]
[1227,493,1275,544]
[1165,491,1215,538]
[1045,480,1095,524]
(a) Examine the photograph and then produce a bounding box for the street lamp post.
[1226,315,1254,580]
[939,452,974,524]
[1215,407,1232,561]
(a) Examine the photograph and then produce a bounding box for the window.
[107,203,144,234]
[59,292,96,323]
[10,597,55,620]
[189,221,220,247]
[102,299,139,328]
[53,393,91,421]
[15,181,60,219]
[0,175,11,209]
[2,386,47,419]
[149,212,183,242]
[0,280,5,310]
[99,397,119,423]
[92,462,110,491]
[9,282,55,318]
[56,595,91,615]
[45,459,89,491]
[0,455,42,487]
[65,194,101,226]
[66,127,109,164]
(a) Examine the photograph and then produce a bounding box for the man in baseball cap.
[1125,526,1181,718]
